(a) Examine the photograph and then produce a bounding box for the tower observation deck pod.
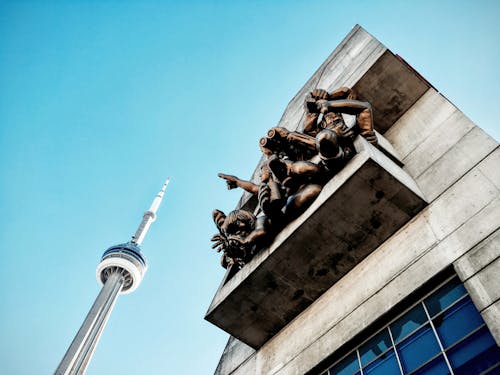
[55,178,170,375]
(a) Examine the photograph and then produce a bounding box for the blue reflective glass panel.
[363,349,400,375]
[447,326,500,375]
[397,324,440,373]
[434,297,483,348]
[359,329,392,366]
[412,355,450,375]
[329,352,359,375]
[390,304,427,343]
[424,278,466,317]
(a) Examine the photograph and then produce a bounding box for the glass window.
[412,355,449,375]
[433,297,484,348]
[447,326,500,375]
[328,352,359,375]
[359,329,392,366]
[424,279,467,317]
[390,304,427,343]
[363,349,400,375]
[322,276,499,375]
[397,324,440,373]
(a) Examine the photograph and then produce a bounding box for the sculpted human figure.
[219,151,323,222]
[304,87,377,163]
[213,154,324,270]
[214,153,322,270]
[210,87,377,270]
[210,208,269,269]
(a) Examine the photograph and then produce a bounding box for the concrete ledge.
[385,89,457,159]
[463,258,500,311]
[415,130,498,202]
[454,229,500,281]
[205,140,426,349]
[482,300,500,346]
[215,337,255,375]
[373,130,404,167]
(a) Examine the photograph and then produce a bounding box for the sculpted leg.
[284,184,322,219]
[289,160,322,178]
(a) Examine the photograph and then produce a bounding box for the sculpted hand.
[335,125,355,139]
[316,99,329,114]
[361,130,378,145]
[311,89,329,100]
[211,234,227,252]
[218,173,239,190]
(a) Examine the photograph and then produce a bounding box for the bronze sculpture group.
[211,88,377,272]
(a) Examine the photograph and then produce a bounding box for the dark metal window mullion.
[421,301,455,375]
[356,349,364,375]
[387,326,404,375]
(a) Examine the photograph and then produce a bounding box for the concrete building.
[205,25,500,375]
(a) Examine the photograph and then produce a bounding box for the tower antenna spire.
[55,178,169,375]
[132,177,170,245]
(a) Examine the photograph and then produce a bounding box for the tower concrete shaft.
[55,273,124,375]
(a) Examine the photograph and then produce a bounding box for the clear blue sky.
[0,1,498,374]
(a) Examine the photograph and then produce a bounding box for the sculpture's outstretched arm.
[327,87,353,100]
[218,173,259,195]
[319,99,371,115]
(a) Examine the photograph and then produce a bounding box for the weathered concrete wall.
[225,156,499,374]
[215,337,255,375]
[277,25,386,134]
[385,89,498,201]
[454,229,500,345]
[214,26,500,375]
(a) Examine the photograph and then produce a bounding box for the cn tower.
[55,178,170,375]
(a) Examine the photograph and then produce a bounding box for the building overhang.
[206,138,427,348]
[206,25,432,349]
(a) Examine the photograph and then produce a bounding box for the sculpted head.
[222,210,256,237]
